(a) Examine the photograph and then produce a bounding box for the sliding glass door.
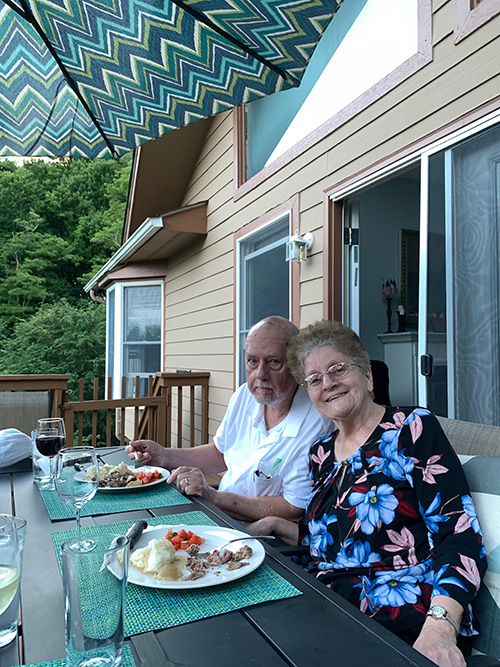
[420,122,500,424]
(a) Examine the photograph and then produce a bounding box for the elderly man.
[127,316,333,523]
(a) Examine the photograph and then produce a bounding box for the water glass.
[62,533,129,667]
[0,516,26,647]
[31,429,53,489]
[0,515,21,648]
[55,447,99,548]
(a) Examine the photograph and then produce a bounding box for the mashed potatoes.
[130,538,176,573]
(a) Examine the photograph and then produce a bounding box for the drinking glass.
[0,516,21,648]
[0,516,26,647]
[62,533,129,667]
[33,418,66,489]
[55,447,99,550]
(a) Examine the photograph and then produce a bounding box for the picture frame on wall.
[400,229,419,330]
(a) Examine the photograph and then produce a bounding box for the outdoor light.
[285,231,315,263]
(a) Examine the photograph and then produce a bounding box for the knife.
[100,520,148,571]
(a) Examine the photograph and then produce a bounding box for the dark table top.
[0,452,433,667]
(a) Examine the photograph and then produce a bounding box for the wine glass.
[34,418,66,488]
[0,516,21,647]
[54,447,99,551]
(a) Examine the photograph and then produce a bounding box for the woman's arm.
[413,595,465,667]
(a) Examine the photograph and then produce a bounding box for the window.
[106,282,163,398]
[236,216,291,384]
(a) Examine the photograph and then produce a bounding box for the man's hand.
[126,440,168,467]
[168,466,216,502]
[247,516,299,545]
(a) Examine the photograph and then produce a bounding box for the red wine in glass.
[35,434,65,457]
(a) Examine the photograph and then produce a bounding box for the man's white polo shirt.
[214,384,333,509]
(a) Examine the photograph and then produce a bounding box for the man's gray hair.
[247,317,299,346]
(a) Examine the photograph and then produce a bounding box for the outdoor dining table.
[0,449,434,667]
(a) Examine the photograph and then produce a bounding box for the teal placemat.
[20,643,135,667]
[38,481,191,520]
[52,512,302,636]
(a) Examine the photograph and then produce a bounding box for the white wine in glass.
[0,516,21,647]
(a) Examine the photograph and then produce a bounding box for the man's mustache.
[253,382,274,390]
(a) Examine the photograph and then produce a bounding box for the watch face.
[431,606,445,617]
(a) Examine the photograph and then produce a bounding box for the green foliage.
[0,299,106,401]
[0,156,132,329]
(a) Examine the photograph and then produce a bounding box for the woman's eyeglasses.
[302,363,360,391]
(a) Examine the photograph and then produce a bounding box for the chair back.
[459,454,500,660]
[370,360,391,406]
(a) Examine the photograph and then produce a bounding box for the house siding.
[156,0,500,442]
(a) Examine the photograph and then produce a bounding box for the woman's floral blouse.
[305,407,487,636]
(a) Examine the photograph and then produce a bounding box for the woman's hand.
[413,622,465,667]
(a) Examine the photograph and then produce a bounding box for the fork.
[196,535,275,558]
[133,451,144,468]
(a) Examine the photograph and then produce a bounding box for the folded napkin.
[52,512,302,636]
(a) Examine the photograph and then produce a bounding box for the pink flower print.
[454,513,471,534]
[381,527,417,565]
[422,454,448,484]
[393,411,407,429]
[409,415,423,442]
[311,445,330,471]
[454,554,482,592]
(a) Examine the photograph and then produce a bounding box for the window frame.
[106,280,164,398]
[233,195,300,388]
[454,0,500,43]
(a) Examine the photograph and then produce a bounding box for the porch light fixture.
[285,231,315,263]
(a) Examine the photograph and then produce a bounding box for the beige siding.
[158,0,500,441]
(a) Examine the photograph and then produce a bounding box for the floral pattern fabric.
[305,407,487,636]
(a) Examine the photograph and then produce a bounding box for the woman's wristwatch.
[426,605,460,635]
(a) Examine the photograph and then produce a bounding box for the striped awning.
[0,0,343,158]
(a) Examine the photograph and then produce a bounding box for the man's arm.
[207,490,304,523]
[127,440,227,474]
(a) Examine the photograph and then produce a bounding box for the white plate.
[74,466,169,492]
[117,524,265,589]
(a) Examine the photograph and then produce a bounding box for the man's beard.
[252,383,283,407]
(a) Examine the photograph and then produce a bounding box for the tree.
[0,156,132,329]
[0,299,106,401]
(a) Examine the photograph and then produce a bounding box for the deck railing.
[0,372,210,449]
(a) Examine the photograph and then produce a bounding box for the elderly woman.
[249,320,486,667]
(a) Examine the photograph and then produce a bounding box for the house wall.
[160,0,500,442]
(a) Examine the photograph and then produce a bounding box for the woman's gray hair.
[287,319,371,385]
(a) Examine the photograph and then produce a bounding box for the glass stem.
[75,506,82,539]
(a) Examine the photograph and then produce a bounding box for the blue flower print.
[356,561,432,612]
[461,495,482,536]
[334,539,382,569]
[431,564,468,598]
[348,484,398,535]
[309,513,337,557]
[419,492,450,533]
[369,437,415,484]
[370,566,424,608]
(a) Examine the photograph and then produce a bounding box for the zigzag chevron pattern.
[0,0,343,157]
